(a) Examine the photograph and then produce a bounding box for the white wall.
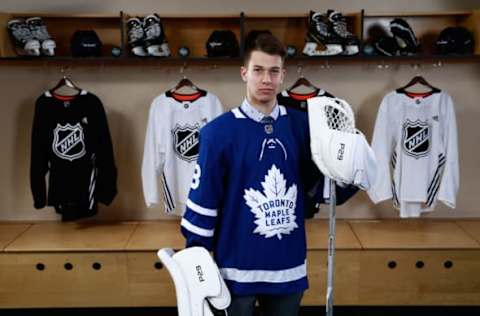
[0,0,479,221]
[0,0,479,15]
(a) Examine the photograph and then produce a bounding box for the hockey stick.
[306,96,357,316]
[326,178,336,316]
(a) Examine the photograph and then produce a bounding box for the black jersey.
[277,88,335,112]
[30,90,117,221]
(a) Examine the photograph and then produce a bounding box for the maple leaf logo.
[244,164,298,240]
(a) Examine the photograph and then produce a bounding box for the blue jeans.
[227,292,303,316]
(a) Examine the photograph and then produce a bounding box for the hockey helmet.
[435,26,474,55]
[206,30,239,57]
[71,30,102,57]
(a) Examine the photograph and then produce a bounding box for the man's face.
[241,50,285,106]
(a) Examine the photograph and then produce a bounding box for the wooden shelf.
[363,10,480,55]
[125,221,184,251]
[1,54,479,67]
[349,219,480,250]
[0,223,31,251]
[0,10,479,62]
[0,12,122,58]
[5,222,137,252]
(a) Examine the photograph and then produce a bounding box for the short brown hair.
[243,32,286,66]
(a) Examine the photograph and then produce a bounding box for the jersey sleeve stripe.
[186,199,218,217]
[427,157,446,194]
[279,105,287,116]
[219,261,307,283]
[180,218,214,237]
[162,173,175,212]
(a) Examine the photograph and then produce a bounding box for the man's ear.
[240,66,247,82]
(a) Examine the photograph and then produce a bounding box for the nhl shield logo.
[52,123,86,161]
[402,119,431,159]
[172,124,200,162]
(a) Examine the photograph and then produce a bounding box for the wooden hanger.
[397,75,441,94]
[171,76,204,93]
[51,66,82,96]
[287,65,318,93]
[170,63,206,94]
[51,75,82,94]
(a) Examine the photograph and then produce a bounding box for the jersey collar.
[240,99,280,123]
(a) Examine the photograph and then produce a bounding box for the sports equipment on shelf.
[303,10,343,56]
[327,10,360,55]
[127,17,147,56]
[7,18,41,56]
[143,13,171,57]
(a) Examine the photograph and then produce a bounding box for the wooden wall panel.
[0,252,129,308]
[302,250,361,306]
[126,252,176,307]
[358,250,480,305]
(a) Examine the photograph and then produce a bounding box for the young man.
[181,33,318,316]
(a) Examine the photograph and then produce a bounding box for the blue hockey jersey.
[181,101,313,295]
[181,102,310,295]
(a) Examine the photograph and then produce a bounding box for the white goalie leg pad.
[157,247,231,316]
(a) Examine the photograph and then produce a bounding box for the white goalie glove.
[157,247,231,316]
[307,96,377,190]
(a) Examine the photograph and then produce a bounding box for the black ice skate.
[127,17,147,56]
[26,17,56,56]
[327,10,360,55]
[143,14,171,57]
[7,18,40,56]
[374,36,399,56]
[390,18,419,55]
[303,10,343,56]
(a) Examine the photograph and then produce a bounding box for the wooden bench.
[0,219,479,308]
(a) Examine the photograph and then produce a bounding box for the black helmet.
[71,30,102,57]
[206,30,239,57]
[435,26,474,55]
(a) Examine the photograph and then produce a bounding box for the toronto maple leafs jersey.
[30,90,117,221]
[181,100,318,296]
[142,90,223,215]
[367,90,459,217]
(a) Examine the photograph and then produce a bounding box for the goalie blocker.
[157,247,231,316]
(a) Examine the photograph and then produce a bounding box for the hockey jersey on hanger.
[367,90,459,217]
[142,90,223,215]
[30,90,117,221]
[277,89,358,218]
[277,88,334,112]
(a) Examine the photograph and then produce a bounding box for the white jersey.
[367,90,459,217]
[142,90,223,215]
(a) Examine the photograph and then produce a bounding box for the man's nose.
[262,71,272,83]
